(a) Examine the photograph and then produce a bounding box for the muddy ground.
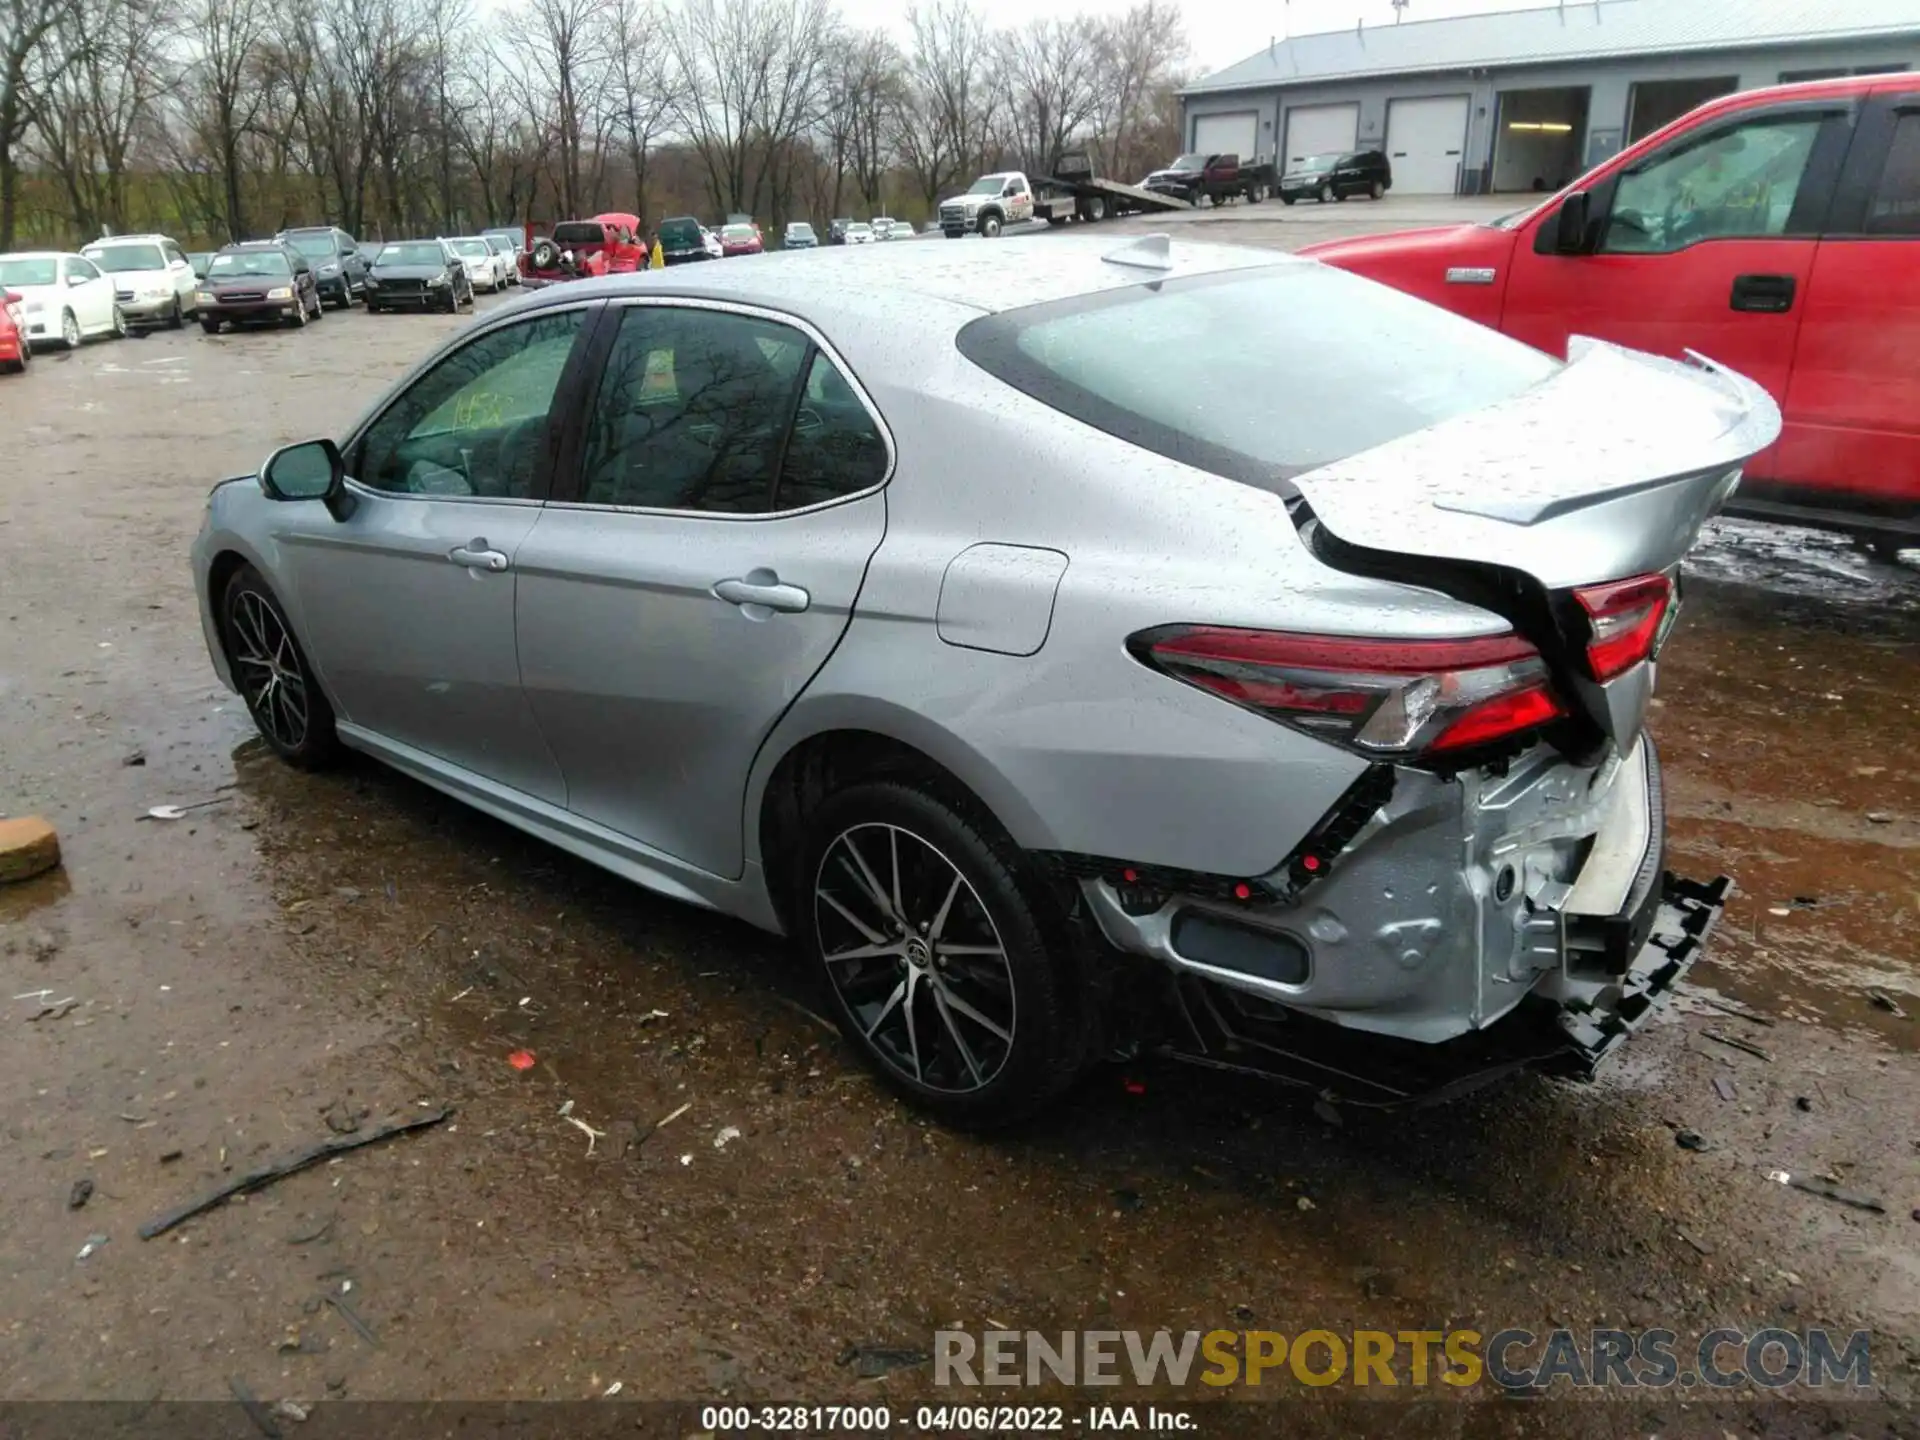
[0,209,1916,1434]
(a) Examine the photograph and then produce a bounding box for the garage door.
[1192,111,1259,162]
[1385,94,1470,194]
[1283,103,1359,168]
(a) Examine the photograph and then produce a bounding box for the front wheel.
[59,309,81,349]
[169,298,185,330]
[979,212,1003,238]
[799,780,1087,1127]
[110,305,128,339]
[1316,184,1331,203]
[1281,193,1296,206]
[200,317,221,335]
[220,565,340,769]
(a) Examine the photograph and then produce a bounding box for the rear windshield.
[956,266,1560,490]
[450,239,490,257]
[210,250,291,276]
[552,222,606,245]
[657,218,702,245]
[0,257,58,286]
[379,243,444,266]
[721,224,756,242]
[84,243,166,272]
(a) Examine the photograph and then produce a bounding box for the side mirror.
[2,290,19,304]
[260,438,352,521]
[1554,190,1592,255]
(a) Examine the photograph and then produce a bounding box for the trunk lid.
[1288,337,1780,592]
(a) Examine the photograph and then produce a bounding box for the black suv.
[1278,150,1392,204]
[275,226,369,306]
[655,216,713,265]
[827,218,852,246]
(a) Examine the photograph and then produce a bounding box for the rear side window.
[956,266,1559,491]
[1867,111,1920,235]
[552,222,605,246]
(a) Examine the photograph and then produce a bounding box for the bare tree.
[0,0,85,245]
[1087,0,1183,182]
[892,0,991,210]
[180,0,270,237]
[602,0,678,225]
[668,0,832,223]
[504,0,610,219]
[995,14,1100,177]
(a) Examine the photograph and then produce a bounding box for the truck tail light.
[1130,626,1566,758]
[1573,574,1672,681]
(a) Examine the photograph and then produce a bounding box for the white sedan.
[0,251,125,349]
[446,236,509,293]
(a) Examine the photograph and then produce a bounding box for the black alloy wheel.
[221,566,339,768]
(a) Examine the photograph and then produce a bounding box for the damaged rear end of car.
[956,253,1779,1104]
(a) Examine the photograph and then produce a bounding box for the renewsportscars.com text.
[934,1327,1872,1390]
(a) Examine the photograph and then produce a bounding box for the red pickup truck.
[1303,75,1920,556]
[522,212,646,284]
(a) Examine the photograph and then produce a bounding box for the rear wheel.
[200,317,221,335]
[799,781,1088,1127]
[1281,193,1296,206]
[220,565,340,769]
[1369,180,1384,200]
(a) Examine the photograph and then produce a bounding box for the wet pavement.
[0,235,1917,1431]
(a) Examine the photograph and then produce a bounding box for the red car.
[718,221,764,257]
[0,288,28,374]
[521,212,646,284]
[1302,74,1920,557]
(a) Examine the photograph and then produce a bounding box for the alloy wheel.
[227,588,309,751]
[814,822,1017,1094]
[61,310,80,348]
[111,305,127,338]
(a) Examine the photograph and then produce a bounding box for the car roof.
[85,234,173,244]
[495,238,1305,357]
[1,250,69,260]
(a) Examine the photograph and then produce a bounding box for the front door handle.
[449,538,509,572]
[1730,273,1796,313]
[713,571,810,614]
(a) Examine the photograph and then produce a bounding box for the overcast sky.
[836,0,1554,78]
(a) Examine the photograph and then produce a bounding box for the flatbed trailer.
[1033,153,1192,226]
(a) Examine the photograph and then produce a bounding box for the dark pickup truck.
[1143,152,1274,206]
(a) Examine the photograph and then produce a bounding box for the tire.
[798,779,1088,1128]
[220,565,341,770]
[200,317,221,335]
[169,297,185,330]
[110,305,128,339]
[1084,194,1107,222]
[1281,194,1296,206]
[1334,189,1347,202]
[1369,180,1384,200]
[289,297,307,328]
[59,309,81,350]
[1316,184,1331,204]
[979,211,1003,239]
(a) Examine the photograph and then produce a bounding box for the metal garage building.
[1180,0,1920,196]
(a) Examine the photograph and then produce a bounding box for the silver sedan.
[191,235,1778,1124]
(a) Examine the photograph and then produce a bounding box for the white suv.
[80,234,198,329]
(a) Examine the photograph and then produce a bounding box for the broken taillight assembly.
[1131,626,1566,759]
[1573,573,1673,681]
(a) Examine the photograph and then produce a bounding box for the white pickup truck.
[937,172,1037,238]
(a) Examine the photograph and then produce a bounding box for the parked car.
[827,218,852,245]
[0,251,124,349]
[1278,149,1392,204]
[196,242,324,332]
[190,236,1761,1124]
[656,216,714,266]
[1301,73,1920,556]
[0,286,29,373]
[845,222,874,245]
[80,234,198,329]
[719,222,764,257]
[702,227,725,260]
[275,226,368,308]
[480,234,521,284]
[364,239,473,312]
[447,236,509,292]
[783,221,818,250]
[189,252,214,280]
[869,217,898,241]
[524,215,645,282]
[480,227,525,262]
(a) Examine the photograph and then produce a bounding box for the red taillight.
[1575,574,1672,681]
[1135,626,1566,759]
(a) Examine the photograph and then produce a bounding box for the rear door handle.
[449,538,509,572]
[1730,273,1796,313]
[713,572,810,614]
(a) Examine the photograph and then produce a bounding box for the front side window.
[957,266,1559,492]
[1867,111,1920,236]
[576,307,816,513]
[68,257,101,281]
[1601,115,1824,253]
[355,310,586,498]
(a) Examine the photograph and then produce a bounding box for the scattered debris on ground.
[1768,1170,1887,1214]
[1711,1076,1737,1102]
[714,1125,742,1150]
[1676,1129,1709,1152]
[227,1375,282,1438]
[1701,1029,1772,1062]
[836,1344,931,1379]
[139,1106,451,1239]
[75,1234,108,1262]
[67,1178,93,1210]
[1867,989,1908,1018]
[326,1292,380,1348]
[506,1050,536,1072]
